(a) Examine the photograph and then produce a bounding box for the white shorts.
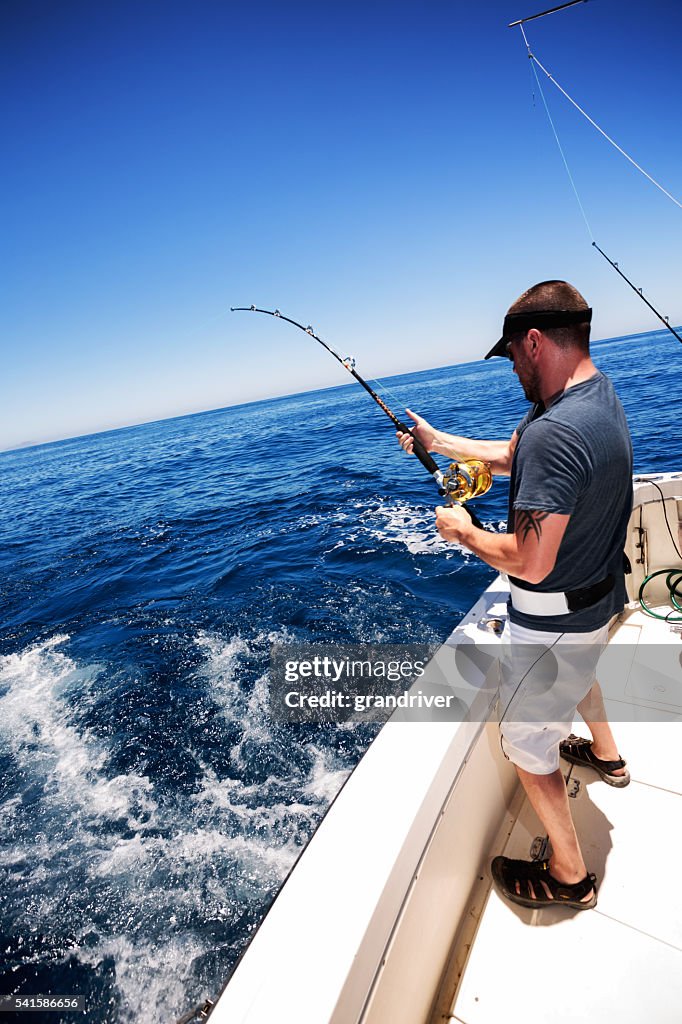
[498,619,609,775]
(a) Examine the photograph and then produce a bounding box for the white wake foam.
[0,631,356,1024]
[0,636,156,828]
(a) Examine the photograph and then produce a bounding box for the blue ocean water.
[0,329,678,1022]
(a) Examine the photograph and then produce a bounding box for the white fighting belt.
[508,580,570,617]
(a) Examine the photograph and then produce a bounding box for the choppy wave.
[0,634,355,1022]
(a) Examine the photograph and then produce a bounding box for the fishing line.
[176,307,234,344]
[528,51,682,211]
[356,365,422,434]
[358,365,464,461]
[512,2,682,209]
[512,4,682,345]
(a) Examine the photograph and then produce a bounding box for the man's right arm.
[398,408,517,477]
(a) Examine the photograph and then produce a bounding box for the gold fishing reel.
[442,460,492,503]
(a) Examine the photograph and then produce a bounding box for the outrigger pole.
[509,0,587,28]
[231,306,491,521]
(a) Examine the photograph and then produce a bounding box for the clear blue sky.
[2,0,681,450]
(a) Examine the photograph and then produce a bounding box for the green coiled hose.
[638,569,682,622]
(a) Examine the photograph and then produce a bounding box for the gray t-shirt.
[508,371,633,632]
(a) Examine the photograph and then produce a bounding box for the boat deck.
[447,605,682,1024]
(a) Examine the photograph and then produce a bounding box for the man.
[398,280,633,910]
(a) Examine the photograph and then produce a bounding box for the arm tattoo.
[515,509,550,543]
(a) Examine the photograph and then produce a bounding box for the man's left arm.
[435,506,569,585]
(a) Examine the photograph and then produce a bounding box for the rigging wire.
[520,25,594,241]
[514,17,682,346]
[528,50,682,212]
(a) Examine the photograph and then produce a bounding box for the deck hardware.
[174,999,215,1024]
[635,525,647,567]
[479,617,505,636]
[530,836,550,860]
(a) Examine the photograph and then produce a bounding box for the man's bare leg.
[515,765,595,901]
[577,682,627,776]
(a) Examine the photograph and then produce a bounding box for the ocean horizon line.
[2,325,675,457]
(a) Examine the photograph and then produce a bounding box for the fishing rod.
[591,243,682,346]
[231,306,492,521]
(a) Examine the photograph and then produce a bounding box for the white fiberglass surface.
[450,605,682,1024]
